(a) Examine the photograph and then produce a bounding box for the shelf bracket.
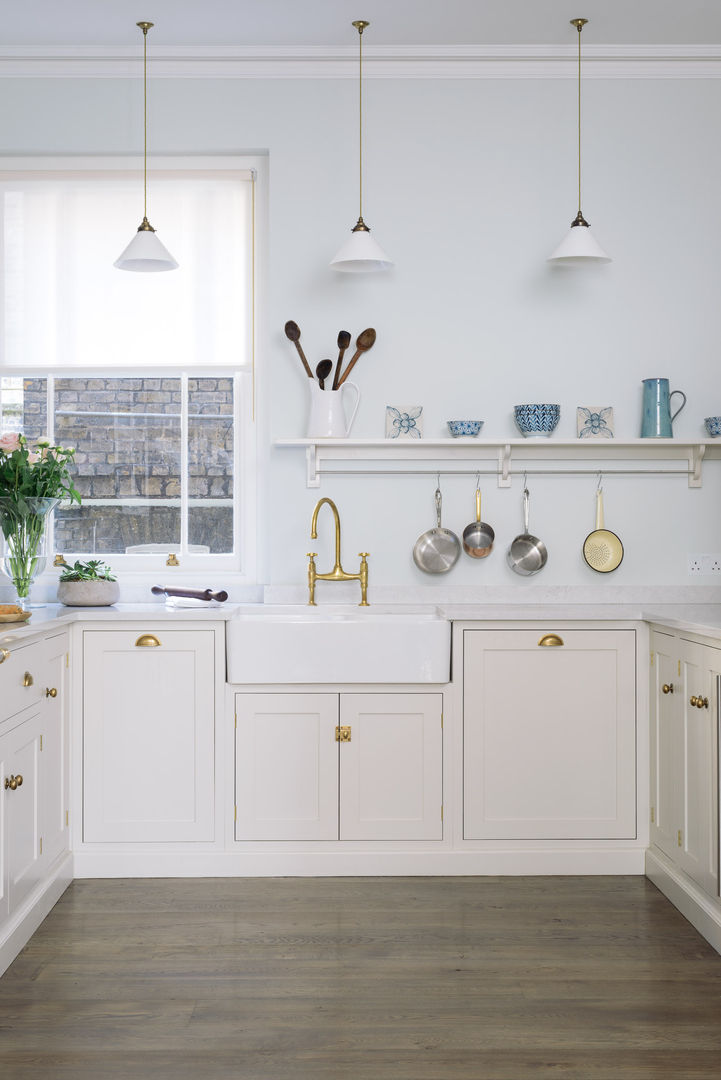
[498,443,512,488]
[306,444,320,488]
[689,443,705,488]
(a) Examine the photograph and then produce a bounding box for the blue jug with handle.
[641,378,686,438]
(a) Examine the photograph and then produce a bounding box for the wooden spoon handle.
[332,347,348,390]
[336,348,362,387]
[294,341,314,379]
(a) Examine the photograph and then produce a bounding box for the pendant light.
[115,21,178,272]
[548,18,610,265]
[330,20,392,273]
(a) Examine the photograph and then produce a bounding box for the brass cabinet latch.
[166,553,179,567]
[335,726,352,742]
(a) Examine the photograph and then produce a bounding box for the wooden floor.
[1,876,721,1078]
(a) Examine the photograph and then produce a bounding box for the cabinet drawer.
[0,639,44,723]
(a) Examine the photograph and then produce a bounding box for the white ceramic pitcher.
[306,379,360,438]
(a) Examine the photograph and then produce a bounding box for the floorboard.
[1,876,721,1078]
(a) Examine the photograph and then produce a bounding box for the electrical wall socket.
[687,554,721,575]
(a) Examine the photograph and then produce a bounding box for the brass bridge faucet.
[307,497,369,606]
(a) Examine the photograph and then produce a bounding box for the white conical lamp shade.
[114,226,179,272]
[548,221,611,265]
[330,227,393,273]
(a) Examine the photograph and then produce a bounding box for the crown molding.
[1,43,721,79]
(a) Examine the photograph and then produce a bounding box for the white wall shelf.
[275,438,720,489]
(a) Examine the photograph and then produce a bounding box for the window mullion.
[180,373,189,556]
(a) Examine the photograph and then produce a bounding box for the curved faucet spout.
[310,497,342,570]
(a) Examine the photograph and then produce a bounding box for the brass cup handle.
[662,684,673,694]
[45,687,57,698]
[0,647,9,664]
[538,634,564,647]
[5,774,23,790]
[23,671,34,687]
[135,634,161,648]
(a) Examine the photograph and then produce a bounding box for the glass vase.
[0,497,58,609]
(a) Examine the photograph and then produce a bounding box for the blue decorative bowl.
[514,404,560,437]
[705,416,721,438]
[447,420,483,438]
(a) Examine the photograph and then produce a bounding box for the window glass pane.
[54,377,182,556]
[188,377,234,554]
[0,376,47,436]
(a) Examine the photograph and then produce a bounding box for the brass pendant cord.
[141,22,150,223]
[355,21,366,223]
[576,22,582,215]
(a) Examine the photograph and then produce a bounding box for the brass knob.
[15,773,23,787]
[662,684,673,694]
[23,671,34,687]
[538,634,564,647]
[0,647,9,664]
[135,634,161,648]
[690,696,698,707]
[697,696,709,709]
[5,776,17,791]
[45,687,57,698]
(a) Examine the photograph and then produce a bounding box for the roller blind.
[0,165,254,369]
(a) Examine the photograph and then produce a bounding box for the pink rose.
[27,451,40,464]
[0,432,21,454]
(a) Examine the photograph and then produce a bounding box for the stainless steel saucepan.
[462,484,495,559]
[413,485,461,574]
[506,486,548,576]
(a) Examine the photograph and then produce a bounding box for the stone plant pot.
[57,579,120,607]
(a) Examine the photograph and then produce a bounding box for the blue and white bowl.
[514,404,560,438]
[705,416,721,438]
[447,420,483,438]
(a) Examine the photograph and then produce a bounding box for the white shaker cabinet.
[463,628,637,840]
[234,692,443,842]
[0,631,69,927]
[649,630,720,896]
[82,628,216,843]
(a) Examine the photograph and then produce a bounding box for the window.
[0,158,260,579]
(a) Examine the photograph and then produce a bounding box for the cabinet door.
[83,630,215,843]
[2,712,43,912]
[464,629,637,840]
[39,636,70,867]
[649,631,682,859]
[339,693,443,841]
[235,693,339,840]
[677,639,720,895]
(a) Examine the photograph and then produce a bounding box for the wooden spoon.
[284,320,314,379]
[332,330,352,390]
[316,359,333,390]
[337,328,376,387]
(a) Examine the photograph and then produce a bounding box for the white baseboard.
[646,847,721,955]
[0,854,73,977]
[72,847,646,878]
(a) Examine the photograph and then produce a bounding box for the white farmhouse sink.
[226,604,450,684]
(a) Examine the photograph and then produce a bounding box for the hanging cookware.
[462,482,495,559]
[413,484,461,574]
[583,482,623,573]
[506,486,548,576]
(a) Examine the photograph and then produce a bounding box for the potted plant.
[0,432,80,608]
[56,558,119,607]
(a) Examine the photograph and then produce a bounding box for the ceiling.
[3,0,721,48]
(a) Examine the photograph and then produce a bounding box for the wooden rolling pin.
[151,585,228,602]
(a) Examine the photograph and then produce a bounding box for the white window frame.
[0,155,266,586]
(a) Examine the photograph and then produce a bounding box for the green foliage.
[58,558,117,583]
[0,432,81,506]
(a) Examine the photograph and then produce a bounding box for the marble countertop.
[3,600,721,644]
